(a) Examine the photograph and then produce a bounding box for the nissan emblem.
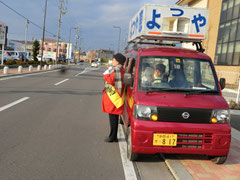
[182,112,190,119]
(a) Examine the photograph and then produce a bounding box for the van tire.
[208,155,227,164]
[127,127,138,161]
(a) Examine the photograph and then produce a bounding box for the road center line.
[118,124,138,180]
[0,97,30,112]
[54,78,69,86]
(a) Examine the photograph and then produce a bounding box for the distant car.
[45,58,53,63]
[0,51,14,61]
[66,58,74,63]
[91,61,98,68]
[57,57,66,63]
[6,51,29,61]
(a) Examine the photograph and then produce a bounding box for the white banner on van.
[128,4,209,43]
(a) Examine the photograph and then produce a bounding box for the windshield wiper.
[185,90,219,96]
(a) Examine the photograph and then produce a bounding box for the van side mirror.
[220,78,225,90]
[124,73,133,87]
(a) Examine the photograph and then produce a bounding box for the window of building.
[227,42,234,65]
[236,19,240,41]
[215,0,240,66]
[53,49,56,52]
[233,0,240,19]
[48,48,51,51]
[227,0,234,21]
[230,20,238,41]
[233,41,240,65]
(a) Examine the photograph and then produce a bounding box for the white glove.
[103,69,110,75]
[108,66,113,71]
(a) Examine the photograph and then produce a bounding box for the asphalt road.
[0,64,175,180]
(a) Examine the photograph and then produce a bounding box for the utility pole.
[56,0,66,63]
[78,37,82,62]
[113,26,121,53]
[24,19,29,62]
[74,24,79,63]
[41,0,48,66]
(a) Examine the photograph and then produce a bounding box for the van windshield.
[139,56,220,94]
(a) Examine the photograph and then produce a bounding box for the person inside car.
[152,63,170,87]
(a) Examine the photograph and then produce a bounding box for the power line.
[0,0,56,37]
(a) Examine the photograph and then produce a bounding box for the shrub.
[28,61,40,65]
[100,56,108,63]
[4,60,16,65]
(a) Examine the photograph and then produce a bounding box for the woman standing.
[102,53,126,142]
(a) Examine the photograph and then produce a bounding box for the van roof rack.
[125,38,205,53]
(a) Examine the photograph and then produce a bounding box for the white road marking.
[75,68,88,76]
[118,124,138,180]
[0,69,59,81]
[75,67,100,76]
[0,97,30,112]
[54,78,69,86]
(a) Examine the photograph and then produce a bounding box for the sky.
[0,0,179,52]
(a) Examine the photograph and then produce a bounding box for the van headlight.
[134,105,158,120]
[211,109,230,124]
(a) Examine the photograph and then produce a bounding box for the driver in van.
[153,64,168,82]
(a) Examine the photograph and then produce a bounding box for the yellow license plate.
[153,134,177,146]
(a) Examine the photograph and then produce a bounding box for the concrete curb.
[230,110,240,115]
[161,154,194,180]
[0,68,61,79]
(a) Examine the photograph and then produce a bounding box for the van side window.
[124,58,130,70]
[128,58,136,76]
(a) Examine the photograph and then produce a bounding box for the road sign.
[0,22,6,45]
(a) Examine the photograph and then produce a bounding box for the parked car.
[6,51,28,61]
[0,50,14,61]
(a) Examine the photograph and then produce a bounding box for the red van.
[122,45,231,164]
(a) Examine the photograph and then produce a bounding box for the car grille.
[173,133,212,149]
[157,107,212,123]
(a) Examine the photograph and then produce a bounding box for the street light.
[68,27,76,62]
[113,26,121,53]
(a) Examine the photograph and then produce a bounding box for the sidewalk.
[165,111,240,180]
[178,136,240,180]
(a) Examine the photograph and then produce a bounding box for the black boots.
[104,137,118,143]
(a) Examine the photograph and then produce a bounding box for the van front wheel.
[127,127,138,161]
[208,155,227,164]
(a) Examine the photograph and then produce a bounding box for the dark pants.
[108,114,119,140]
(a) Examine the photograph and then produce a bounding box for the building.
[177,0,240,85]
[39,38,71,61]
[11,40,33,53]
[85,49,114,63]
